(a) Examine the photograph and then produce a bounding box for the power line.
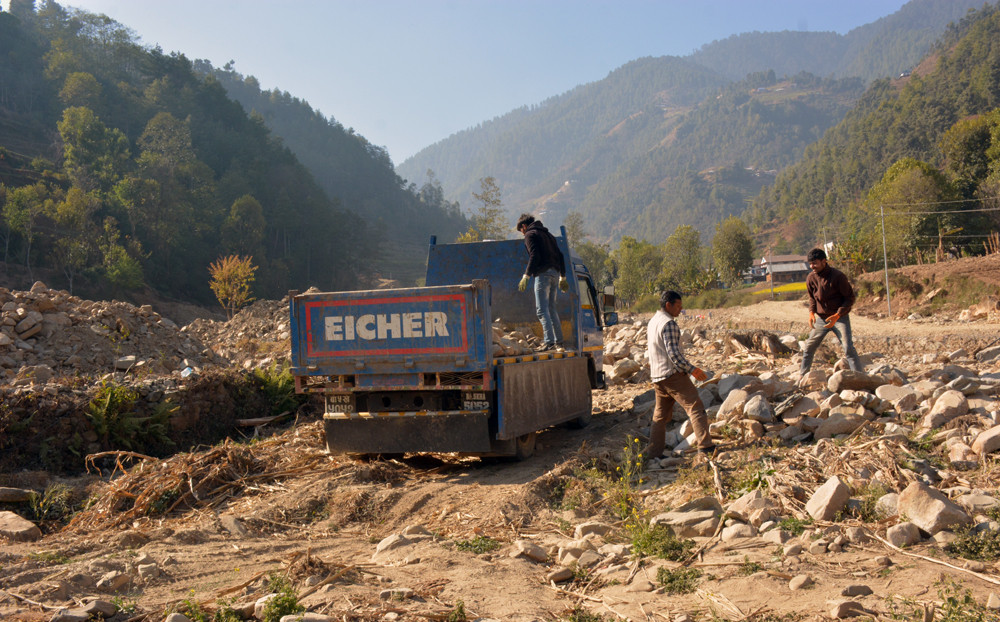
[887,205,1000,216]
[880,195,1000,207]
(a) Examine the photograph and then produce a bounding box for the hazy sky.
[9,0,909,164]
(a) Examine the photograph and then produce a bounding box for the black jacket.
[522,221,565,277]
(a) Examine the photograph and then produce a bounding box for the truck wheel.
[514,432,536,461]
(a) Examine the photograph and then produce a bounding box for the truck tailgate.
[289,283,490,377]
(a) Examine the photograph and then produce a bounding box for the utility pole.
[880,205,892,318]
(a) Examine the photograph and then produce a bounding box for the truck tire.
[514,432,536,461]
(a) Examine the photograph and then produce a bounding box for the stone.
[789,575,813,590]
[165,614,193,622]
[95,570,130,592]
[958,494,999,514]
[876,493,899,517]
[783,543,804,557]
[651,496,723,537]
[831,601,867,618]
[49,611,92,622]
[814,411,866,439]
[220,514,249,537]
[80,600,118,617]
[721,523,757,541]
[923,390,969,429]
[743,394,775,423]
[897,482,971,535]
[828,370,882,393]
[574,521,613,539]
[380,587,415,600]
[626,579,655,593]
[948,442,978,470]
[372,534,413,559]
[718,388,749,419]
[875,384,918,412]
[799,369,828,391]
[805,476,850,521]
[0,510,42,542]
[841,584,873,597]
[988,593,1000,610]
[973,425,1000,455]
[0,487,32,503]
[512,540,548,562]
[546,567,574,583]
[279,614,336,622]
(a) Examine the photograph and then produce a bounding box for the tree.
[58,107,131,192]
[2,182,55,279]
[456,176,509,242]
[575,239,611,288]
[610,236,663,306]
[99,218,144,291]
[209,254,258,319]
[864,158,959,265]
[712,217,754,287]
[59,71,102,108]
[660,225,702,291]
[221,194,266,257]
[563,211,587,245]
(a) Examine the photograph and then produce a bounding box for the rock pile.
[0,281,219,385]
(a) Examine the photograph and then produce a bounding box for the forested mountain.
[0,1,458,303]
[690,0,982,83]
[396,0,984,245]
[194,62,466,282]
[746,3,1000,256]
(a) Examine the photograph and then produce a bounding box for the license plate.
[325,394,355,413]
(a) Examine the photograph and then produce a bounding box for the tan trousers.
[645,372,712,458]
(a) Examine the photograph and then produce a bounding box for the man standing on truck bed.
[517,213,569,352]
[799,247,864,379]
[645,290,715,460]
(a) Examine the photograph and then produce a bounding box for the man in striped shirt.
[645,290,715,459]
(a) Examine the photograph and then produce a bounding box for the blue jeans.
[534,268,562,345]
[799,313,863,374]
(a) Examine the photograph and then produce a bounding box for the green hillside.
[746,3,1000,259]
[0,2,460,303]
[396,0,984,246]
[196,62,467,283]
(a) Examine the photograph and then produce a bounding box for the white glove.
[518,275,529,291]
[558,276,569,292]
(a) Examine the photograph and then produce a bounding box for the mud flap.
[496,356,590,440]
[323,412,491,455]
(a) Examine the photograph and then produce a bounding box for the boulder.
[0,511,42,542]
[897,482,971,535]
[972,425,1000,455]
[806,476,850,521]
[828,370,883,393]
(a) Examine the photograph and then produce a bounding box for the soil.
[3,256,1000,622]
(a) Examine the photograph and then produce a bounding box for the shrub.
[656,567,702,594]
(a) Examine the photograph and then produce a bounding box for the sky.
[7,0,910,164]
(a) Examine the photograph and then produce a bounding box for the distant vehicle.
[899,70,912,78]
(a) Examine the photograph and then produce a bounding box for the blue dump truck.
[288,228,617,459]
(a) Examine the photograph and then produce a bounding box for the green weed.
[26,551,70,565]
[252,362,306,417]
[629,523,696,561]
[656,566,702,594]
[446,600,467,622]
[885,579,996,622]
[737,555,763,576]
[260,573,304,622]
[28,483,74,522]
[455,535,500,554]
[778,516,813,536]
[86,382,174,452]
[944,525,1000,562]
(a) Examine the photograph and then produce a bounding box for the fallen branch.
[868,530,1000,586]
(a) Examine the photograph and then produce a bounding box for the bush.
[656,567,702,594]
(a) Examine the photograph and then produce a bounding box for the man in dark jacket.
[799,248,863,377]
[516,213,568,351]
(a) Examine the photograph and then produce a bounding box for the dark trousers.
[645,372,711,458]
